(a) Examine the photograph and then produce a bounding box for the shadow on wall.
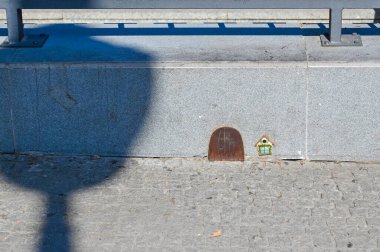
[0,24,153,252]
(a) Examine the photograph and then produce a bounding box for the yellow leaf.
[211,230,222,237]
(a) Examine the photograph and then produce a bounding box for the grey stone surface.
[0,68,14,152]
[1,23,307,63]
[0,22,380,161]
[0,155,379,251]
[0,9,379,23]
[2,65,307,159]
[8,65,152,156]
[307,68,380,162]
[134,67,307,159]
[306,33,380,65]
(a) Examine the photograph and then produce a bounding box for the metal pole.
[329,8,343,44]
[6,8,24,44]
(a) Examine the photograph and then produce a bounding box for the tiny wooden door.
[208,127,244,161]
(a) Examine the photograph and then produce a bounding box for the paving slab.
[0,23,307,63]
[307,67,380,161]
[0,155,379,251]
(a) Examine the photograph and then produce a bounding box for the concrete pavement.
[0,154,379,251]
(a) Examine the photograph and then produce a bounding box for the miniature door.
[208,127,244,161]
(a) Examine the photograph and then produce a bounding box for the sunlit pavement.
[0,154,379,251]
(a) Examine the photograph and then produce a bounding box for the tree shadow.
[0,24,153,252]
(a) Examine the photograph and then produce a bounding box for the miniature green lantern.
[256,136,273,156]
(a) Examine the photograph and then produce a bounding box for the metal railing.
[1,0,380,48]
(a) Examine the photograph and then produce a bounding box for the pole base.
[1,34,48,48]
[320,33,362,47]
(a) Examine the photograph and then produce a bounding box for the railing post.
[329,8,342,44]
[320,8,362,47]
[1,7,49,48]
[6,8,24,44]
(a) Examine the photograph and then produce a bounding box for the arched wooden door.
[208,127,244,161]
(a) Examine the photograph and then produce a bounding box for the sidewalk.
[0,154,379,251]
